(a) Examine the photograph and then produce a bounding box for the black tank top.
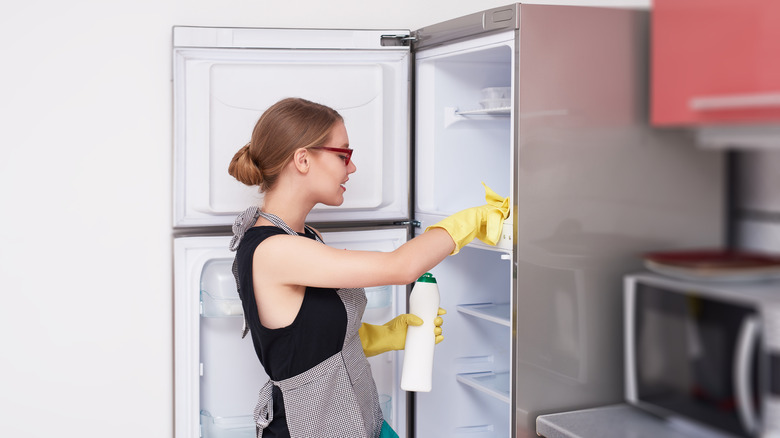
[234,226,348,437]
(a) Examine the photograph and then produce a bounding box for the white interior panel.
[414,246,513,438]
[414,33,514,219]
[173,42,410,227]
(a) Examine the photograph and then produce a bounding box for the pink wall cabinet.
[652,0,780,126]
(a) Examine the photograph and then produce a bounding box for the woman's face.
[310,121,356,206]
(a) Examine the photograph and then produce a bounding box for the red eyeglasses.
[311,146,353,166]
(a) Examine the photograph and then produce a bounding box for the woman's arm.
[253,227,455,290]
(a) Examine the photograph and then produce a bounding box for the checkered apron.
[230,208,384,438]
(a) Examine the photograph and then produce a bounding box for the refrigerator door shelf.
[200,258,243,317]
[200,410,254,438]
[365,285,393,309]
[201,290,244,318]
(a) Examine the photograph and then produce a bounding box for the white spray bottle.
[401,272,440,392]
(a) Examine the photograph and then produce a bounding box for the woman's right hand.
[425,183,510,254]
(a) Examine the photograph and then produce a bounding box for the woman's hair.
[228,97,343,192]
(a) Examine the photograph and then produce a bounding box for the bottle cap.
[416,272,437,283]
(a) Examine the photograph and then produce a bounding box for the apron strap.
[257,211,323,243]
[254,379,277,438]
[229,206,261,251]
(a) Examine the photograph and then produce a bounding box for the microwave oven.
[624,273,780,438]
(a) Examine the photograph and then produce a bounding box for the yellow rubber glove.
[359,308,447,357]
[426,182,510,255]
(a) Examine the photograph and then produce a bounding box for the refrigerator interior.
[172,28,411,228]
[417,247,514,438]
[415,31,514,229]
[174,228,410,438]
[413,31,516,438]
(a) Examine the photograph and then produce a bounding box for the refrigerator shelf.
[200,291,244,317]
[456,303,511,327]
[455,107,511,116]
[456,371,510,404]
[444,106,511,128]
[200,411,254,438]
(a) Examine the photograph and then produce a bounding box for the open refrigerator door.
[174,228,410,438]
[412,29,516,438]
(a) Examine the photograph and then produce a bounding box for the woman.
[228,97,509,438]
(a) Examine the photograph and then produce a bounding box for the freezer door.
[173,227,409,438]
[173,27,411,227]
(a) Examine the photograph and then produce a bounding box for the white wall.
[5,0,728,437]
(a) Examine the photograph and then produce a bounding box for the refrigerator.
[172,4,726,438]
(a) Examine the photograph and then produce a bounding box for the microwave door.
[631,281,762,438]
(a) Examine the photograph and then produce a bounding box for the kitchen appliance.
[624,273,780,437]
[172,4,726,437]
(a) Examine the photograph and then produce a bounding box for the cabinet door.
[173,28,410,227]
[652,0,780,125]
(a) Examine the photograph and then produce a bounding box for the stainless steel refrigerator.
[172,4,725,438]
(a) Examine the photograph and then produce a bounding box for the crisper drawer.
[172,27,411,227]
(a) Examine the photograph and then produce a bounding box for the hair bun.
[228,143,264,187]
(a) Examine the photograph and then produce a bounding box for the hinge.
[393,220,422,227]
[380,34,417,47]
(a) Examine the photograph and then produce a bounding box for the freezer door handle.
[393,220,422,227]
[484,6,518,31]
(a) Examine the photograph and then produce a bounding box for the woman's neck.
[261,189,314,233]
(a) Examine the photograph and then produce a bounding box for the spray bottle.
[401,272,440,392]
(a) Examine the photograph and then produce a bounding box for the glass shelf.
[456,303,511,327]
[200,411,254,438]
[455,107,511,116]
[456,371,510,404]
[444,106,511,127]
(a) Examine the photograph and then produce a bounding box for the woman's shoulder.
[236,226,289,252]
[246,225,289,237]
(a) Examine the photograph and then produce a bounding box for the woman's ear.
[292,148,310,174]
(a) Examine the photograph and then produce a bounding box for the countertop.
[536,404,730,438]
